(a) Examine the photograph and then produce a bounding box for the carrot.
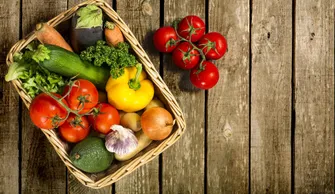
[104,21,124,46]
[35,23,73,52]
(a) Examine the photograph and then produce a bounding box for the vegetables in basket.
[31,44,110,90]
[114,131,152,161]
[70,137,114,173]
[105,63,154,112]
[105,125,138,155]
[104,21,124,46]
[80,40,138,79]
[141,107,174,140]
[71,5,104,53]
[35,22,73,52]
[5,43,67,98]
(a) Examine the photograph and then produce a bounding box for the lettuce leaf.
[5,42,67,98]
[76,5,103,29]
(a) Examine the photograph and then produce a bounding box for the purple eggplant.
[70,5,104,53]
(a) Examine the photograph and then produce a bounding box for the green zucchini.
[32,44,109,89]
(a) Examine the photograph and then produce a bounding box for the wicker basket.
[5,0,186,189]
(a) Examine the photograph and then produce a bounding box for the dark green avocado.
[70,137,113,173]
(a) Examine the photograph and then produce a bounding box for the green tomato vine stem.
[173,24,206,70]
[36,80,95,124]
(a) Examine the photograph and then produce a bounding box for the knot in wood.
[142,1,153,16]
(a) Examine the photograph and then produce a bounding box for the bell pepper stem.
[128,63,142,90]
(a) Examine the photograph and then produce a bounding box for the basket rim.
[5,0,186,189]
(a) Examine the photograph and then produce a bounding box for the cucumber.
[34,44,110,89]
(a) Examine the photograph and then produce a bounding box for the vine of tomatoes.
[29,79,120,142]
[153,15,227,90]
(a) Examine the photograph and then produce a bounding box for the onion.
[141,107,173,140]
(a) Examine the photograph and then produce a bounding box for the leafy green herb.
[32,44,51,63]
[76,5,103,29]
[80,40,138,79]
[5,42,67,98]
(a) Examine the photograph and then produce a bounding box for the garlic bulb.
[105,125,138,155]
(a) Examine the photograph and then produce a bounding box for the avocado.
[70,137,113,173]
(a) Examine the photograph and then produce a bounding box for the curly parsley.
[80,40,138,78]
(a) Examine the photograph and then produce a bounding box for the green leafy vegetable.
[76,5,103,29]
[32,44,51,63]
[5,42,67,98]
[80,40,138,79]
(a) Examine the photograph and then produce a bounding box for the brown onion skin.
[141,107,173,140]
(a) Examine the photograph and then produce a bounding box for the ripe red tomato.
[64,79,99,114]
[58,114,90,143]
[198,32,227,60]
[29,93,68,130]
[190,61,219,89]
[178,15,205,42]
[172,42,200,70]
[88,103,120,134]
[153,26,179,53]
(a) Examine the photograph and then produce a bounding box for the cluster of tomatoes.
[153,15,227,89]
[29,79,120,143]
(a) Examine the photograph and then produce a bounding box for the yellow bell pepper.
[105,64,154,112]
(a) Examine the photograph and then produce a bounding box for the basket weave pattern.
[5,0,186,189]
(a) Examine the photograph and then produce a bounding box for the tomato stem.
[36,81,97,123]
[173,24,206,71]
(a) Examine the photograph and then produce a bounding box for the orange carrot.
[104,21,124,46]
[35,23,73,52]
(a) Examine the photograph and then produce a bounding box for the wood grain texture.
[66,1,112,193]
[206,0,249,193]
[68,174,111,194]
[115,0,160,193]
[20,0,67,193]
[0,0,20,193]
[294,0,335,193]
[250,0,292,193]
[162,0,205,193]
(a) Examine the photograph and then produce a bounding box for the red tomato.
[59,114,90,143]
[29,93,68,130]
[190,61,219,89]
[172,42,200,70]
[153,26,179,53]
[178,15,205,42]
[64,79,99,114]
[197,32,227,60]
[88,103,120,134]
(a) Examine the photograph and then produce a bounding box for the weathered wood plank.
[68,174,112,194]
[294,0,335,193]
[206,0,249,193]
[162,1,205,193]
[250,0,292,193]
[0,0,20,193]
[115,0,160,193]
[67,0,112,193]
[21,0,67,193]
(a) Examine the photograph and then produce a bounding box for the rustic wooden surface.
[250,0,292,193]
[0,0,20,194]
[294,0,335,193]
[207,0,249,193]
[1,0,335,193]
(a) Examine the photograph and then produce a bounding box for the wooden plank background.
[162,0,205,194]
[207,0,249,193]
[0,0,20,194]
[250,0,292,193]
[294,0,335,193]
[0,0,335,193]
